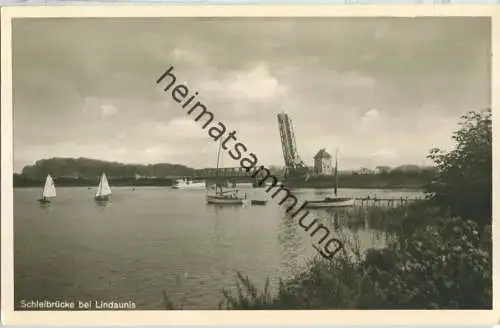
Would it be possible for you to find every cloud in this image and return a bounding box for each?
[82,98,118,118]
[333,71,376,89]
[370,149,396,160]
[374,25,388,40]
[360,108,381,131]
[157,118,206,139]
[171,47,206,66]
[199,63,287,102]
[144,146,162,155]
[100,104,118,117]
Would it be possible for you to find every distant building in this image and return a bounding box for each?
[375,166,392,174]
[358,167,375,175]
[313,149,333,175]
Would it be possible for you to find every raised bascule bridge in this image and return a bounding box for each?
[189,111,311,185]
[276,111,310,179]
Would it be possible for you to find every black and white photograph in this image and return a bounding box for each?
[1,5,498,325]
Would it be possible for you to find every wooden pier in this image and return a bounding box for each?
[354,196,422,208]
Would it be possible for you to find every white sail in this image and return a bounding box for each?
[42,175,56,198]
[96,173,112,197]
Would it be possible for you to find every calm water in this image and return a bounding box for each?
[14,186,422,310]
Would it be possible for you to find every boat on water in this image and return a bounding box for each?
[206,140,247,205]
[207,188,248,205]
[38,174,56,204]
[304,149,355,209]
[172,178,206,189]
[251,199,267,206]
[95,173,112,202]
[305,196,355,208]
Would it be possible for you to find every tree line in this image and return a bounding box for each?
[19,157,195,180]
[18,156,437,181]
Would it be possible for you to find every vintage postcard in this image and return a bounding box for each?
[1,4,499,325]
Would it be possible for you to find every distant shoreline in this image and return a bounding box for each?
[13,180,424,190]
[13,185,424,189]
[17,158,436,192]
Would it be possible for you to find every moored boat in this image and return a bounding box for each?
[206,139,247,205]
[304,197,355,208]
[304,149,355,209]
[206,192,248,205]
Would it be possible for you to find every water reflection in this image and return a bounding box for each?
[95,201,109,208]
[15,187,422,309]
[310,208,349,231]
[212,205,231,277]
[277,214,301,274]
[210,203,244,215]
[305,207,389,259]
[39,202,52,210]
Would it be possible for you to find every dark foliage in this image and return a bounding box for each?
[425,108,492,227]
[20,157,195,180]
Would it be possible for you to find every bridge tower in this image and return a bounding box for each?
[277,112,308,176]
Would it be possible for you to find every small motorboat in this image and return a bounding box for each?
[206,192,248,205]
[251,199,268,206]
[172,178,206,189]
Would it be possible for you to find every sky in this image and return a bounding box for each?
[12,17,491,172]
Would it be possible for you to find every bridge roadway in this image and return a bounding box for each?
[184,167,285,182]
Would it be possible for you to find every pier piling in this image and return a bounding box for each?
[354,196,421,208]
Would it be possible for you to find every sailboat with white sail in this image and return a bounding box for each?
[38,174,56,204]
[95,173,112,202]
[206,140,248,205]
[305,149,355,209]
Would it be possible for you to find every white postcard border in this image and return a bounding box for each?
[1,4,499,325]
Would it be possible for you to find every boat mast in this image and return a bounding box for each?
[96,174,102,196]
[215,138,223,193]
[334,149,339,196]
